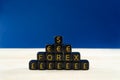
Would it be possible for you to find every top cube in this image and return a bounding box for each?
[55,36,62,44]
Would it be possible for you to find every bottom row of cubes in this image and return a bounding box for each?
[29,60,89,70]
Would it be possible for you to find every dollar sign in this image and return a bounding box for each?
[56,36,61,44]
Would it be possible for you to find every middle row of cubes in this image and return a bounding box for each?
[46,44,72,53]
[37,52,80,61]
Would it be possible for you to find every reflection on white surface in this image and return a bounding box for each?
[0,48,120,80]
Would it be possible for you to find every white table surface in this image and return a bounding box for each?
[0,48,120,80]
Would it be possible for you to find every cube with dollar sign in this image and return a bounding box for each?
[55,36,62,44]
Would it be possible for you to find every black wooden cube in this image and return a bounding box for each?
[71,52,80,61]
[64,53,71,61]
[80,60,89,70]
[37,52,46,61]
[29,60,38,70]
[64,61,72,70]
[38,61,46,70]
[46,44,54,53]
[72,61,80,70]
[46,61,55,70]
[54,44,63,53]
[63,44,72,53]
[55,53,64,61]
[55,61,63,70]
[46,53,55,61]
[55,36,62,44]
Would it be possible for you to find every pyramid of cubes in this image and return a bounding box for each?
[29,36,89,70]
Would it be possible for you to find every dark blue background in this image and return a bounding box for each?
[0,0,120,48]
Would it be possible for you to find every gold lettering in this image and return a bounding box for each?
[56,54,61,61]
[73,55,79,61]
[57,63,61,69]
[56,36,61,44]
[83,63,87,69]
[31,63,35,69]
[47,46,52,52]
[38,55,43,60]
[40,63,44,69]
[48,63,52,69]
[66,54,70,61]
[74,63,78,69]
[66,46,71,53]
[47,54,53,61]
[66,63,70,69]
[56,46,61,52]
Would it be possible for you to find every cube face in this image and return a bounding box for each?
[71,52,80,61]
[72,62,80,70]
[64,45,72,53]
[37,52,46,61]
[38,61,46,70]
[80,60,89,70]
[54,44,63,53]
[46,61,55,70]
[46,53,55,61]
[29,60,38,70]
[55,36,62,44]
[46,45,54,53]
[64,61,72,70]
[55,61,63,70]
[55,53,64,61]
[64,53,71,61]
